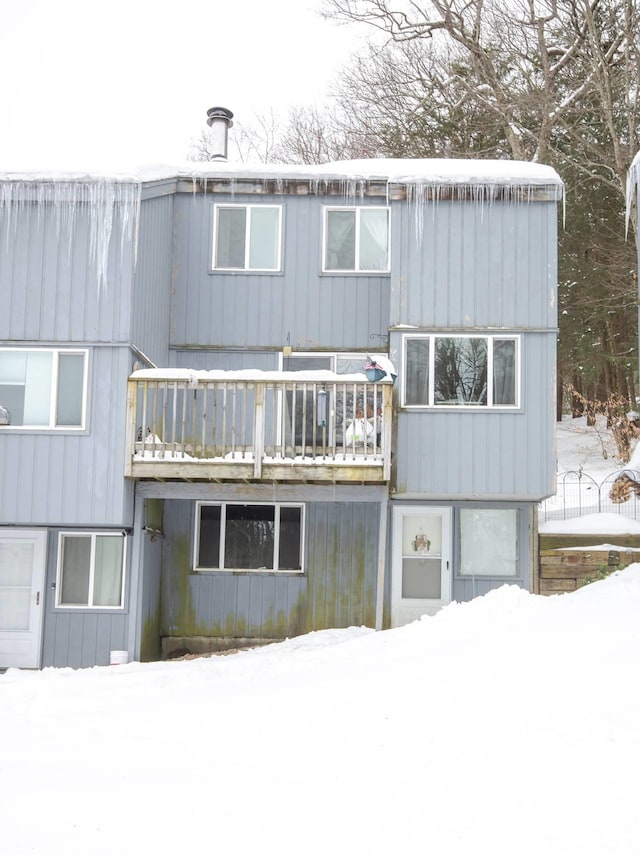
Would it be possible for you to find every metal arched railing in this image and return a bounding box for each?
[539,469,640,522]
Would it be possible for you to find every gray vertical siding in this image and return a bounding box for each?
[137,530,163,662]
[1,182,143,668]
[388,196,558,502]
[158,498,380,645]
[170,193,390,350]
[170,349,277,372]
[0,190,137,344]
[0,183,162,528]
[390,330,556,500]
[41,530,129,668]
[306,501,379,630]
[0,345,134,525]
[42,609,128,669]
[131,193,174,365]
[390,199,558,329]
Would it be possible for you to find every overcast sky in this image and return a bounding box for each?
[0,0,360,170]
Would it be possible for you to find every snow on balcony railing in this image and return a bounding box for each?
[125,369,393,481]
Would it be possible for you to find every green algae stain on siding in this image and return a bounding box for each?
[304,502,377,631]
[162,533,207,636]
[259,587,308,638]
[161,501,379,642]
[144,498,163,534]
[140,612,161,662]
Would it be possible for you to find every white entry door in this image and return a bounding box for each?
[0,530,47,669]
[391,506,452,627]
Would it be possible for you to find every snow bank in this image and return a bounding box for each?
[2,570,640,855]
[539,512,640,535]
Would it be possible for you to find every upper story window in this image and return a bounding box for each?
[0,348,88,429]
[195,502,304,573]
[403,334,520,408]
[212,204,282,271]
[323,207,390,273]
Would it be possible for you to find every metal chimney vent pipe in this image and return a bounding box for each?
[206,107,234,160]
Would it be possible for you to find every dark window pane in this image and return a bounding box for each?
[493,339,516,405]
[278,507,302,570]
[285,390,314,448]
[405,339,430,405]
[216,208,246,268]
[284,359,333,448]
[56,353,84,426]
[60,536,91,605]
[224,505,274,570]
[199,505,221,568]
[325,210,356,270]
[434,338,487,405]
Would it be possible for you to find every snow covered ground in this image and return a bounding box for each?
[541,414,640,534]
[2,418,640,854]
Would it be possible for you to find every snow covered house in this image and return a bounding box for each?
[0,120,563,667]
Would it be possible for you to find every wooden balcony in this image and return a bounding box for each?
[125,369,393,483]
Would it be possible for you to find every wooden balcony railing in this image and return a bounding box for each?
[125,370,393,482]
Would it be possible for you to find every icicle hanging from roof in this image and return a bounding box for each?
[400,177,564,245]
[0,178,141,293]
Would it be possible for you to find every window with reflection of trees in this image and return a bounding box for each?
[404,335,518,407]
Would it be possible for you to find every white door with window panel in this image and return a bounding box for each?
[391,507,451,626]
[0,530,46,668]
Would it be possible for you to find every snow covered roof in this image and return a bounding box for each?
[0,158,562,292]
[180,157,563,188]
[0,156,563,190]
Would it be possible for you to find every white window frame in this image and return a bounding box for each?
[55,531,126,610]
[212,204,283,272]
[194,501,305,574]
[402,334,521,409]
[458,507,519,578]
[322,206,390,273]
[0,347,88,430]
[278,352,387,373]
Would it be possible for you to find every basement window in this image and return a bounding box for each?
[195,502,304,573]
